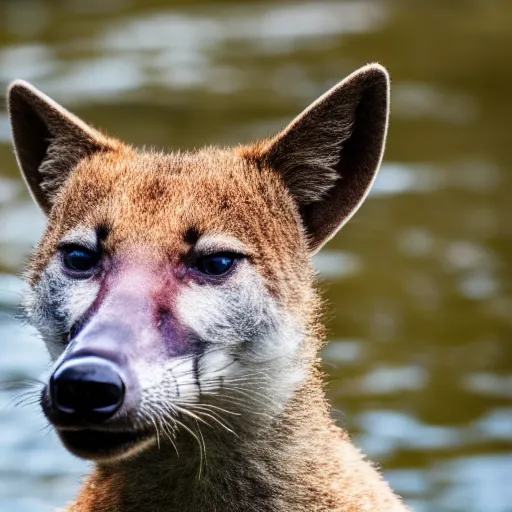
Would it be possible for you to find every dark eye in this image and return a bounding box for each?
[61,246,100,275]
[195,253,236,276]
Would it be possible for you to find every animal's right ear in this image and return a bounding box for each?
[7,80,120,215]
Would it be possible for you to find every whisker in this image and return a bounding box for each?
[194,410,236,436]
[0,378,44,393]
[197,392,274,420]
[203,386,278,410]
[151,417,161,451]
[183,402,241,417]
[37,422,53,436]
[4,385,42,410]
[160,418,179,458]
[195,420,207,478]
[177,402,239,434]
[170,413,205,479]
[221,384,280,406]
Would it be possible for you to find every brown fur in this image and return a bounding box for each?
[8,64,409,511]
[71,377,404,512]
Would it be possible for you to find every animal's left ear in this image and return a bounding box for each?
[244,63,390,253]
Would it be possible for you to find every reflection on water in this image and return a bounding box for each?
[0,1,511,511]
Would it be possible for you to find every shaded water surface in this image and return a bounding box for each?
[0,1,511,511]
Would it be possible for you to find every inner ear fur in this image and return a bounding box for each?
[244,63,390,253]
[7,80,120,214]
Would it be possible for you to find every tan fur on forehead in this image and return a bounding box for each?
[30,145,313,309]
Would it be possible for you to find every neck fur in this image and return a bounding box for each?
[69,370,407,512]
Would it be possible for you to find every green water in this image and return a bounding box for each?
[0,1,511,511]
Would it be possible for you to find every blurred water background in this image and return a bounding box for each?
[0,1,511,511]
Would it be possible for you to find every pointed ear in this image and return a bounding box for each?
[245,64,390,253]
[7,80,121,214]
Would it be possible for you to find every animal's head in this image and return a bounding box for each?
[7,64,389,463]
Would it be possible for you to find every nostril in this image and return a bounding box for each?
[53,378,123,413]
[50,357,125,421]
[53,380,79,414]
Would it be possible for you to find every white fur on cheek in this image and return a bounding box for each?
[23,259,100,360]
[173,263,307,411]
[177,264,304,356]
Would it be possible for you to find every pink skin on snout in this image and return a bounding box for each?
[67,257,198,367]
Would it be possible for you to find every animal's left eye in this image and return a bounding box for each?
[195,253,236,276]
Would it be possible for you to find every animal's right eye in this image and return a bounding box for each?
[60,245,100,276]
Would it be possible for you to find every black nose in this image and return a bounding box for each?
[50,357,125,422]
